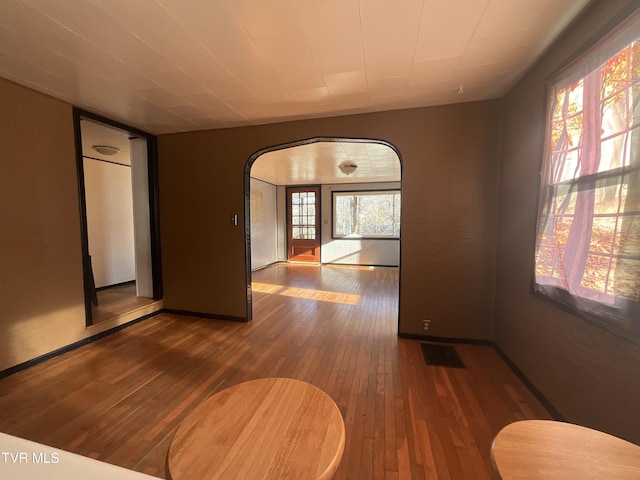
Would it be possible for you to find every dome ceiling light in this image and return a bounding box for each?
[338,161,358,176]
[92,145,120,156]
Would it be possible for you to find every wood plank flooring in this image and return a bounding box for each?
[92,282,162,325]
[0,264,551,479]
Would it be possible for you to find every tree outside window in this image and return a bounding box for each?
[333,191,401,239]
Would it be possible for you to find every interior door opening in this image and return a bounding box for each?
[287,186,321,263]
[244,137,403,321]
[74,109,163,327]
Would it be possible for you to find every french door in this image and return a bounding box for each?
[287,186,320,263]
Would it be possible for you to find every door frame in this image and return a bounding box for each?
[286,185,321,263]
[73,108,163,326]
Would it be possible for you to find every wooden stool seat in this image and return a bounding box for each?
[166,378,345,480]
[491,420,640,479]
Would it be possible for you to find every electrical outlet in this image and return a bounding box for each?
[422,319,431,331]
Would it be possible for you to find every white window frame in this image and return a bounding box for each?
[533,9,640,342]
[332,190,401,239]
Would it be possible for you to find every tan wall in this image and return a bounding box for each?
[495,0,640,443]
[0,78,86,370]
[158,100,501,338]
[0,78,143,371]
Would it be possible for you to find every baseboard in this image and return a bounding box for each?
[1,309,243,379]
[251,261,282,272]
[324,262,399,268]
[492,344,566,422]
[399,332,565,421]
[398,332,494,346]
[162,309,248,323]
[0,310,161,379]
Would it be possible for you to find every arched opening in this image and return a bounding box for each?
[244,137,402,321]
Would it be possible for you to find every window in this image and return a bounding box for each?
[291,190,317,240]
[534,10,640,340]
[333,190,401,239]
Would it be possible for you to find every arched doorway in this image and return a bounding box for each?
[244,137,402,320]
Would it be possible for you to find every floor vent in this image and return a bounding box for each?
[420,343,465,368]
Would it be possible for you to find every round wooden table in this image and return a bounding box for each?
[166,378,345,480]
[491,420,640,479]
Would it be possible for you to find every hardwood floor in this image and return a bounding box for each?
[91,282,163,326]
[0,264,551,479]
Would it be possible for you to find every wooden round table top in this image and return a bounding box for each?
[166,378,346,480]
[491,420,640,479]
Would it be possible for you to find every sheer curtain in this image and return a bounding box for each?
[534,9,640,340]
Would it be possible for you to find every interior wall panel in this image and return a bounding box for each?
[495,0,640,443]
[0,80,81,369]
[249,178,278,269]
[0,78,152,372]
[158,100,501,338]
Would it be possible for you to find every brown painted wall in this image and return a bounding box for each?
[0,78,87,370]
[158,100,501,339]
[495,0,640,443]
[0,78,154,372]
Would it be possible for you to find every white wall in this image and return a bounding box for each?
[130,138,153,298]
[276,185,287,261]
[250,178,279,269]
[321,182,400,266]
[84,158,136,287]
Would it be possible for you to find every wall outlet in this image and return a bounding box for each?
[422,319,431,331]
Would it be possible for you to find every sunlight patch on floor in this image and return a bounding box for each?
[252,282,360,305]
[251,282,285,294]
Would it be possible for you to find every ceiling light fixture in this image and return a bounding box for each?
[338,161,358,176]
[92,145,120,156]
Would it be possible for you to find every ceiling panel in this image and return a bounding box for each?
[228,0,301,39]
[360,0,424,53]
[251,140,401,186]
[475,0,554,36]
[0,0,591,134]
[414,0,489,62]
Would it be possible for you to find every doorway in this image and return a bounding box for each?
[73,109,163,327]
[287,186,321,263]
[244,137,402,321]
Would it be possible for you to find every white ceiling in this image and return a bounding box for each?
[252,140,401,185]
[0,0,591,136]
